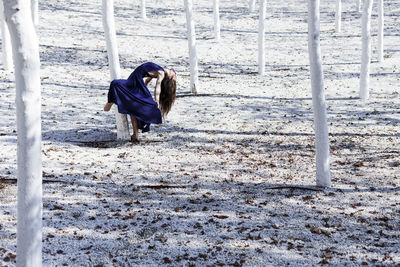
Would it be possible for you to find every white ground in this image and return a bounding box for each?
[0,0,399,266]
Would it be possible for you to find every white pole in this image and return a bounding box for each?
[31,0,38,26]
[258,0,266,75]
[102,0,130,140]
[0,2,13,71]
[249,0,256,13]
[184,0,199,94]
[213,0,221,41]
[356,0,362,13]
[308,0,331,188]
[377,0,384,62]
[360,0,373,101]
[102,0,120,80]
[141,0,147,20]
[2,0,42,265]
[335,0,342,33]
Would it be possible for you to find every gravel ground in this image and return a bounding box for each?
[0,0,399,266]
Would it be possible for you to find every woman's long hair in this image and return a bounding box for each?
[159,75,176,118]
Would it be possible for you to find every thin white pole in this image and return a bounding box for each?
[360,0,373,101]
[377,0,384,62]
[31,0,39,26]
[335,0,342,33]
[0,2,13,71]
[184,0,199,94]
[249,0,256,13]
[213,0,221,41]
[356,0,362,13]
[141,0,147,20]
[258,0,266,75]
[308,0,331,187]
[102,0,131,140]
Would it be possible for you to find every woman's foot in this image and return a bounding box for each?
[104,103,113,111]
[131,135,140,143]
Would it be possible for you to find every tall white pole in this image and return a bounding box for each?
[377,0,384,62]
[308,0,331,188]
[102,0,130,140]
[31,0,38,26]
[0,2,13,71]
[2,0,42,265]
[184,0,199,94]
[360,0,373,101]
[335,0,342,33]
[258,0,266,75]
[102,0,120,81]
[356,0,362,13]
[141,0,147,20]
[249,0,256,13]
[213,0,221,41]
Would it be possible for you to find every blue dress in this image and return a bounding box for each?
[107,62,164,132]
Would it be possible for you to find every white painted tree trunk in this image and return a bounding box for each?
[249,0,256,13]
[140,0,147,20]
[0,2,13,71]
[184,0,199,94]
[102,0,130,140]
[335,0,342,33]
[308,0,331,187]
[258,0,266,75]
[360,0,373,101]
[2,0,42,265]
[377,0,384,62]
[31,0,38,26]
[356,0,362,13]
[213,0,221,41]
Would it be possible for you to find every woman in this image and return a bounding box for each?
[104,62,176,142]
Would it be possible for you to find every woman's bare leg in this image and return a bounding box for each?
[130,116,139,142]
[104,102,113,111]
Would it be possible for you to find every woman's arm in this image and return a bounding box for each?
[153,71,165,107]
[144,77,152,86]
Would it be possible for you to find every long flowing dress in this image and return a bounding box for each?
[107,62,164,132]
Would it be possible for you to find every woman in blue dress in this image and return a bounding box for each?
[104,62,176,142]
